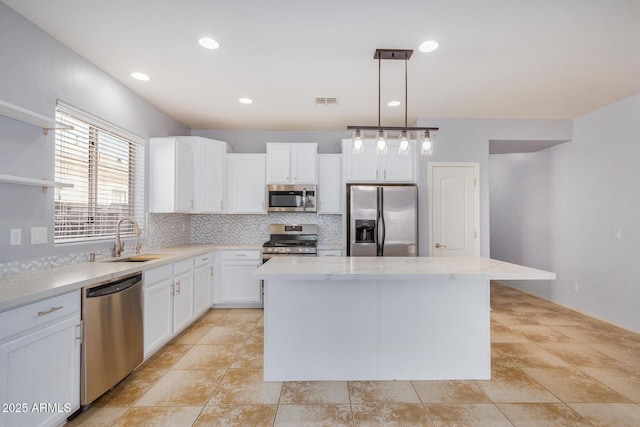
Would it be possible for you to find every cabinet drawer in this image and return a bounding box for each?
[220,250,261,260]
[194,253,213,268]
[144,264,173,287]
[174,258,194,275]
[0,290,80,342]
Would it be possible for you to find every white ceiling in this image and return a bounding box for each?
[4,0,640,131]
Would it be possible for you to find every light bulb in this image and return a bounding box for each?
[352,130,364,154]
[421,132,433,156]
[398,131,410,155]
[376,130,387,155]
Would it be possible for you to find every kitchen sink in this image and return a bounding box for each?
[103,254,170,263]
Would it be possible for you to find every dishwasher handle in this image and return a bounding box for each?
[85,273,142,298]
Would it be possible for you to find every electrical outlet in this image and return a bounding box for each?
[614,230,622,241]
[572,282,579,292]
[10,229,22,246]
[31,226,48,245]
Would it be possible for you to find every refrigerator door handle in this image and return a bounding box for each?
[377,187,386,256]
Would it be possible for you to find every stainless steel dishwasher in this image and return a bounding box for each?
[81,272,143,406]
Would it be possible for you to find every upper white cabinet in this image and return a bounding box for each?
[194,139,229,213]
[317,154,342,214]
[225,154,266,214]
[343,139,417,183]
[149,136,230,213]
[266,143,317,184]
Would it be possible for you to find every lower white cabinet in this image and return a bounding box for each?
[193,252,214,317]
[0,291,81,427]
[215,250,262,308]
[172,259,195,334]
[143,264,174,359]
[143,258,197,359]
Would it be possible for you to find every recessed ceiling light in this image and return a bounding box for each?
[198,37,220,50]
[239,98,253,104]
[131,72,150,81]
[387,101,401,107]
[419,40,439,53]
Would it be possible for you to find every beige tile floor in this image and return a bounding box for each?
[67,281,640,426]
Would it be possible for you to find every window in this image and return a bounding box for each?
[54,102,145,243]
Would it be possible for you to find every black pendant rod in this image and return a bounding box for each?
[378,55,381,129]
[404,54,408,129]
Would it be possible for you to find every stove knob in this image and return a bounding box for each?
[286,247,292,253]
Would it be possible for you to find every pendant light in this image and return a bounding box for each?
[352,130,364,154]
[348,49,438,156]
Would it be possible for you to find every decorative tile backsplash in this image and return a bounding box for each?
[190,213,342,246]
[0,212,342,277]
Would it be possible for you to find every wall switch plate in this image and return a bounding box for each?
[10,229,22,246]
[31,226,48,245]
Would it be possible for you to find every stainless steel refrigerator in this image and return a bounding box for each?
[347,184,418,256]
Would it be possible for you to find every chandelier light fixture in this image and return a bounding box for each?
[347,49,438,156]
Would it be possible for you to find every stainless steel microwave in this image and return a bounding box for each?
[267,184,316,212]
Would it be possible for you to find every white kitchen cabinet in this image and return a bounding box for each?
[266,143,317,184]
[317,154,342,214]
[193,138,229,213]
[194,252,214,317]
[143,264,174,358]
[215,250,262,308]
[343,139,417,183]
[173,258,195,334]
[143,258,200,359]
[0,291,80,427]
[225,154,266,213]
[149,136,230,213]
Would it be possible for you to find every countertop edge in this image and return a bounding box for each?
[0,244,262,313]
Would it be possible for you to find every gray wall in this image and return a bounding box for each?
[0,2,189,263]
[416,118,572,257]
[490,93,640,333]
[192,129,346,153]
[199,120,574,258]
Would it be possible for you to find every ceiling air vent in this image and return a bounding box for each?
[315,97,337,106]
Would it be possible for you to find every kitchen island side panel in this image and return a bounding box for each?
[264,279,379,381]
[263,278,491,381]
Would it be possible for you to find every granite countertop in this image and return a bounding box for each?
[0,244,262,312]
[254,256,556,281]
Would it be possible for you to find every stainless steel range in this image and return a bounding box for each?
[262,224,318,263]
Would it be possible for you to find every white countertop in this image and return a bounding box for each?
[0,244,261,312]
[254,256,556,281]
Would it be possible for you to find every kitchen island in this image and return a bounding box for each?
[254,256,555,381]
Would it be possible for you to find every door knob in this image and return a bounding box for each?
[435,243,447,248]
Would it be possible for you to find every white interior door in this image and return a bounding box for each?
[429,162,480,257]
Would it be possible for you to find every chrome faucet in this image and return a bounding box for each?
[114,217,142,257]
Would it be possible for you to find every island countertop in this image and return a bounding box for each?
[254,256,556,281]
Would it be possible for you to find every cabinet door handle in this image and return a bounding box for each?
[235,253,247,257]
[190,199,194,209]
[171,284,175,296]
[175,281,181,295]
[210,267,214,276]
[384,169,387,179]
[376,170,379,179]
[220,201,223,211]
[38,306,63,316]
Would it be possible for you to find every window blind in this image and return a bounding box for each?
[54,103,145,243]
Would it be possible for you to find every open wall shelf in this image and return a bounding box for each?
[0,100,73,134]
[0,174,73,192]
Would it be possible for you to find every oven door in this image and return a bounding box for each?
[267,185,316,212]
